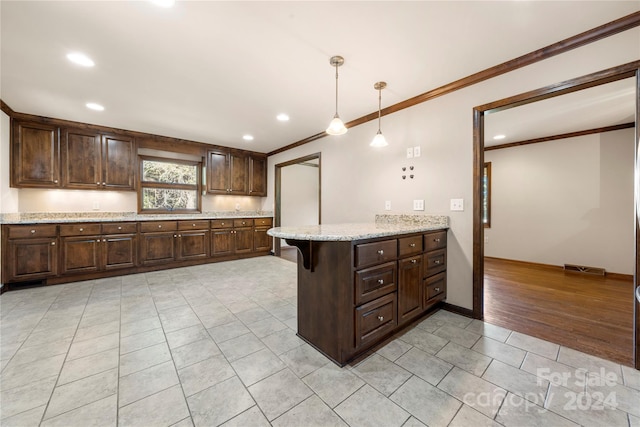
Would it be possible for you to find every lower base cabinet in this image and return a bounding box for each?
[2,217,272,287]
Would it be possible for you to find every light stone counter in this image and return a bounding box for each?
[268,214,448,241]
[0,211,273,224]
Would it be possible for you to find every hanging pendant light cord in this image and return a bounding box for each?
[334,65,339,116]
[377,88,382,131]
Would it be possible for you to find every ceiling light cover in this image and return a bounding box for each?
[326,56,347,136]
[67,52,94,67]
[277,113,290,122]
[86,102,104,111]
[493,134,506,140]
[370,81,388,147]
[243,135,254,141]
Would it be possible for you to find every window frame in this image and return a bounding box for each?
[137,155,202,214]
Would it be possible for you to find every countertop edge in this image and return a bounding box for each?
[268,223,449,242]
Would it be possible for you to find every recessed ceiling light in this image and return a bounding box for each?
[242,135,254,141]
[148,0,175,7]
[276,113,290,122]
[493,134,506,140]
[67,52,94,67]
[86,102,105,111]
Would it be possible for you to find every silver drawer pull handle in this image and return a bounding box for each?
[377,316,384,322]
[409,243,416,247]
[435,260,441,265]
[377,250,384,255]
[378,279,384,285]
[30,230,36,234]
[435,287,440,292]
[411,259,417,264]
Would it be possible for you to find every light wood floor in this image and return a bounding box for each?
[484,257,635,366]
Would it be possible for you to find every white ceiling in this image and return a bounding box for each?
[1,1,638,154]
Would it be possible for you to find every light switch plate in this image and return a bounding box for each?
[413,199,425,211]
[450,198,464,211]
[385,200,392,210]
[413,146,421,157]
[406,148,414,159]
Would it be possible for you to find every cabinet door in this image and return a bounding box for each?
[248,155,266,196]
[234,227,254,254]
[61,128,102,189]
[177,230,210,260]
[103,234,137,270]
[253,227,272,252]
[398,256,423,323]
[229,153,248,194]
[7,238,58,281]
[102,134,136,190]
[140,232,176,265]
[11,121,60,188]
[207,150,230,194]
[211,229,234,256]
[61,236,101,274]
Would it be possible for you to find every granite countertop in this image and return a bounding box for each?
[0,211,273,225]
[268,214,448,241]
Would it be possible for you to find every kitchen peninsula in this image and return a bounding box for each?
[268,214,449,366]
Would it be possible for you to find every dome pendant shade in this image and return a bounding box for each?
[326,55,348,136]
[370,81,389,147]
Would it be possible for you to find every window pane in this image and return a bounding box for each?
[142,160,197,185]
[142,188,198,210]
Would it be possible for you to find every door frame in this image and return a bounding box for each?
[472,61,640,368]
[273,153,321,256]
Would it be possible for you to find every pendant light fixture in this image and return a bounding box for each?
[370,81,388,147]
[326,55,348,135]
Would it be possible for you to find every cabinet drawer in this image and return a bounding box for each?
[398,235,423,257]
[424,230,447,252]
[102,222,137,234]
[8,224,58,239]
[424,272,446,303]
[140,221,177,232]
[234,219,253,228]
[254,218,272,227]
[355,293,397,348]
[355,239,397,269]
[424,249,447,277]
[59,223,101,236]
[211,219,233,229]
[178,220,210,230]
[355,261,397,305]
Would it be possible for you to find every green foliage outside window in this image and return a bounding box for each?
[139,156,201,213]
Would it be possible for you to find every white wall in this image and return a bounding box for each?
[281,163,319,227]
[1,111,18,213]
[263,28,640,310]
[485,129,634,275]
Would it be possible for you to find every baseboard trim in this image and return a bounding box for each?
[441,302,476,319]
[484,256,633,281]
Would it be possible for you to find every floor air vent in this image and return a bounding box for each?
[563,264,606,276]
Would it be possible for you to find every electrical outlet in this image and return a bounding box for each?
[385,201,392,211]
[413,146,421,157]
[450,198,464,211]
[92,201,100,210]
[413,199,424,211]
[406,148,413,159]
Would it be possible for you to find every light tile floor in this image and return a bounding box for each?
[1,256,639,427]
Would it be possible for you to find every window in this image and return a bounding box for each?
[139,156,202,213]
[483,162,491,228]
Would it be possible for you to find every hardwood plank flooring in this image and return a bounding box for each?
[483,257,634,366]
[280,246,298,263]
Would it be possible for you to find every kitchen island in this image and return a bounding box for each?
[268,214,449,366]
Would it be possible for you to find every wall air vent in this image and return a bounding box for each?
[563,264,606,276]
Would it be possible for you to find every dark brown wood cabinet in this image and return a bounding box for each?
[4,225,58,282]
[398,255,423,323]
[211,219,255,256]
[139,221,178,266]
[207,150,248,195]
[177,221,210,261]
[248,155,267,196]
[253,218,273,252]
[11,121,60,188]
[61,129,136,191]
[423,230,448,308]
[234,219,253,254]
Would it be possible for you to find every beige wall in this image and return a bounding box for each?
[263,28,640,310]
[281,163,319,227]
[485,129,635,275]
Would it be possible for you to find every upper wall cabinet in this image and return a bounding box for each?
[61,128,136,191]
[248,154,267,197]
[11,120,61,188]
[206,149,248,195]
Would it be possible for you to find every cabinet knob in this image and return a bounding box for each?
[435,260,441,265]
[377,250,384,255]
[103,239,107,242]
[377,279,384,285]
[30,229,36,234]
[377,315,384,322]
[102,182,106,186]
[97,182,100,185]
[435,287,440,292]
[409,243,416,247]
[411,259,417,264]
[158,225,162,228]
[54,180,58,184]
[79,228,84,232]
[192,223,196,227]
[434,238,441,242]
[51,241,56,246]
[174,234,177,238]
[242,222,246,225]
[118,226,122,230]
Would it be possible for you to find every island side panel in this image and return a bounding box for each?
[296,240,354,365]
